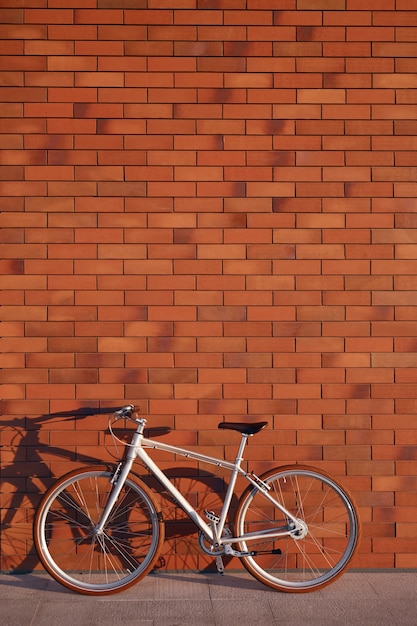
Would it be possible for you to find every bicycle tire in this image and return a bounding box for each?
[234,465,360,593]
[33,466,164,595]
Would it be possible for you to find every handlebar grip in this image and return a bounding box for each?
[114,404,135,419]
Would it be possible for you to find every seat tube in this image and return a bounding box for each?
[218,435,249,533]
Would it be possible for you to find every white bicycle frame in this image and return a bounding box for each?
[96,416,303,553]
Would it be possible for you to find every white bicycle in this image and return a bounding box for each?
[34,405,360,595]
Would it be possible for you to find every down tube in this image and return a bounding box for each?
[136,446,214,540]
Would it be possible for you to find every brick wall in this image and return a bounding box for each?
[2,0,417,572]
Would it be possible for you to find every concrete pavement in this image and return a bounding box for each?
[0,570,416,626]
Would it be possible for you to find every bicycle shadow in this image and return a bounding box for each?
[0,407,237,575]
[1,407,115,573]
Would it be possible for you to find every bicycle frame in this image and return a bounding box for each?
[96,417,303,551]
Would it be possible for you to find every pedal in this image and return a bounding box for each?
[215,555,225,575]
[204,509,220,523]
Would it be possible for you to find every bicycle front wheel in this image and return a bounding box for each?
[234,465,360,593]
[34,466,164,595]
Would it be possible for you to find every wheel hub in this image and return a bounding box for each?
[290,519,308,540]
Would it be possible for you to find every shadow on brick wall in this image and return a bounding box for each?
[0,408,236,573]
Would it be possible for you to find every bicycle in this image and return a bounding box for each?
[33,405,360,596]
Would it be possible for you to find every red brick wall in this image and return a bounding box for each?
[2,0,417,572]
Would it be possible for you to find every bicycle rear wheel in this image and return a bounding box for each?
[34,466,164,595]
[234,465,360,592]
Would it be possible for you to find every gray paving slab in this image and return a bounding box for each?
[0,570,416,626]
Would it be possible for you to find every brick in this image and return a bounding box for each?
[347,26,394,42]
[296,337,345,354]
[373,42,417,57]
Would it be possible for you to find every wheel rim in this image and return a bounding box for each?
[236,468,359,590]
[36,470,161,593]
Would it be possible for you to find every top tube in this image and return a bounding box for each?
[140,436,239,473]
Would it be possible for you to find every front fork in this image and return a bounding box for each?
[94,423,145,535]
[94,457,136,535]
